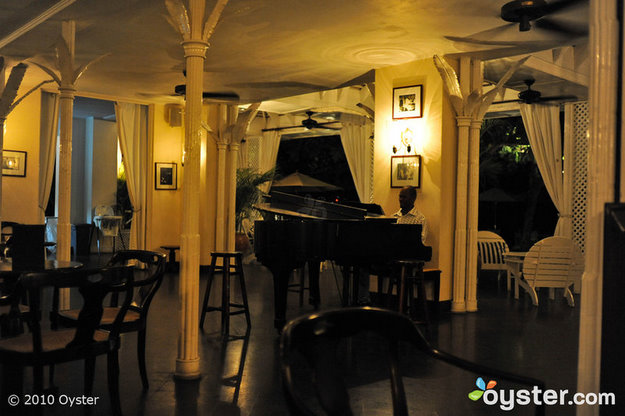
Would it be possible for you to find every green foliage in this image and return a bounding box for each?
[235,167,274,232]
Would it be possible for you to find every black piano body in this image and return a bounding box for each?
[254,192,432,331]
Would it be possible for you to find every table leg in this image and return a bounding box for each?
[398,265,407,314]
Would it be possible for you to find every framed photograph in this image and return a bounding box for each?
[393,85,423,119]
[2,150,27,177]
[391,155,421,188]
[155,162,177,190]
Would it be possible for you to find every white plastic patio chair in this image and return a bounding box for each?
[477,230,510,287]
[519,236,584,307]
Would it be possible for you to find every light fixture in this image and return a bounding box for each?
[401,127,413,153]
[393,127,415,154]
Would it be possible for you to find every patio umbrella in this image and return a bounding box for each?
[271,171,342,193]
[479,187,517,230]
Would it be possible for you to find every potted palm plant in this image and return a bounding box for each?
[235,167,274,251]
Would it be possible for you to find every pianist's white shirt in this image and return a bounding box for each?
[393,207,427,243]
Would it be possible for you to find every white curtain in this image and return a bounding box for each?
[340,121,373,202]
[259,128,281,193]
[520,103,571,237]
[115,102,148,249]
[38,91,59,222]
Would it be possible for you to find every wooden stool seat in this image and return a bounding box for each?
[200,251,251,334]
[160,245,180,272]
[385,260,430,330]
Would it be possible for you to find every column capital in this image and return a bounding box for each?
[456,116,472,127]
[229,143,241,151]
[181,40,209,58]
[59,86,76,99]
[470,119,483,129]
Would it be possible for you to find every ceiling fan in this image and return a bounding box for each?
[262,111,342,132]
[493,79,577,104]
[174,84,240,103]
[446,0,587,49]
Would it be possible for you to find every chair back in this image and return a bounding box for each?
[522,236,584,288]
[477,230,509,271]
[107,250,166,316]
[281,307,545,416]
[23,266,134,352]
[9,224,46,270]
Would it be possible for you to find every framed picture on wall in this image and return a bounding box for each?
[392,85,423,119]
[2,150,27,177]
[391,155,421,188]
[155,162,177,190]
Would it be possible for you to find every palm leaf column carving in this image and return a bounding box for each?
[165,0,229,379]
[433,55,526,312]
[202,102,260,252]
[0,60,54,230]
[29,21,107,309]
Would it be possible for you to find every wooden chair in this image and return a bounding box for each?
[519,236,584,306]
[477,230,510,288]
[0,266,134,416]
[54,250,166,389]
[6,223,46,270]
[280,307,545,416]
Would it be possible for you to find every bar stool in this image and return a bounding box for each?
[387,260,429,329]
[200,251,251,334]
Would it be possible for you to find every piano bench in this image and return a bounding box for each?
[381,264,441,332]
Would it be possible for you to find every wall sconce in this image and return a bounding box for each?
[392,127,414,154]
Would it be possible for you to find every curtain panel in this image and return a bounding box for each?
[520,103,571,237]
[38,91,60,222]
[115,102,148,249]
[258,117,282,193]
[340,122,373,202]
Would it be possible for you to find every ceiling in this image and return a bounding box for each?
[0,0,589,108]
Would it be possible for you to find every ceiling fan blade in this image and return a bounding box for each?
[457,23,517,42]
[261,125,302,132]
[316,121,342,127]
[316,125,342,130]
[491,99,522,104]
[542,0,587,14]
[540,95,578,102]
[534,17,587,37]
[201,92,240,102]
[445,35,553,48]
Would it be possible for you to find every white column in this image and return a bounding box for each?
[465,120,481,312]
[577,0,618,411]
[56,87,75,267]
[226,143,239,251]
[175,0,208,379]
[452,116,471,312]
[215,142,227,251]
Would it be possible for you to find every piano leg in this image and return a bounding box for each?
[307,260,321,309]
[341,265,351,307]
[271,265,291,332]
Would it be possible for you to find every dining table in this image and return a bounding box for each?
[0,258,84,337]
[502,251,527,299]
[0,258,83,277]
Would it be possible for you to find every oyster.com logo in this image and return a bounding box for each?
[468,377,497,401]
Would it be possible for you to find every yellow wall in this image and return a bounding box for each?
[148,104,184,252]
[2,89,42,224]
[375,58,457,301]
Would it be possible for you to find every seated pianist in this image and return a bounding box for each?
[357,186,428,305]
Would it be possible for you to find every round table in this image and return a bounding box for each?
[0,259,83,276]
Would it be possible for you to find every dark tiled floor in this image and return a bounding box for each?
[2,257,579,415]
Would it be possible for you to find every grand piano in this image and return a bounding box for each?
[254,192,432,331]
